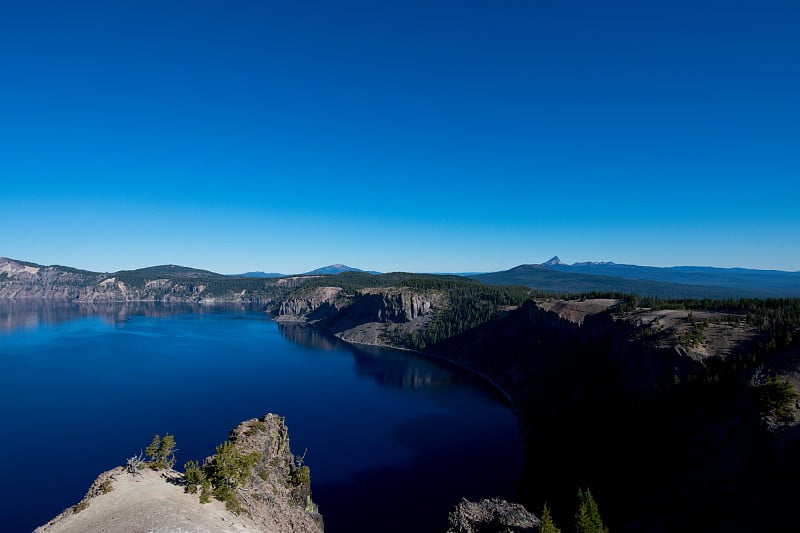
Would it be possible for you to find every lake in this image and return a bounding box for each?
[0,301,522,532]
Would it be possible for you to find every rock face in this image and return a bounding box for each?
[276,286,346,321]
[36,414,323,533]
[274,286,443,346]
[446,498,541,533]
[0,258,104,299]
[225,414,323,531]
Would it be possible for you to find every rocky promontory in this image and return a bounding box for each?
[36,414,323,533]
[274,285,442,346]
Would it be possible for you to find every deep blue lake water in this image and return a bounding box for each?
[0,301,522,532]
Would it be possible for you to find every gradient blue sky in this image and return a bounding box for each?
[2,0,798,274]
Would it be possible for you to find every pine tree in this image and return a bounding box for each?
[145,433,177,470]
[540,502,561,533]
[575,488,609,533]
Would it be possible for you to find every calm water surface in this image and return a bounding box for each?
[0,301,521,532]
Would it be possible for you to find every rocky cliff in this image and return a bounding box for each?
[273,285,443,345]
[0,258,104,299]
[36,414,323,533]
[273,289,800,531]
[0,257,283,302]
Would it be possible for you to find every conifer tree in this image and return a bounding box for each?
[575,488,609,533]
[145,433,177,470]
[540,502,561,533]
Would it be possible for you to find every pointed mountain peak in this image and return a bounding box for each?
[542,256,564,266]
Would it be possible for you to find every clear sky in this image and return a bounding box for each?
[1,0,798,274]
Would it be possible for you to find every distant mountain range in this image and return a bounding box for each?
[228,265,377,277]
[2,256,798,300]
[471,256,800,298]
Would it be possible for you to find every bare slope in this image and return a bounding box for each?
[36,468,264,533]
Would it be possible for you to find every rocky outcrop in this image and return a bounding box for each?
[276,287,347,322]
[225,415,323,531]
[446,498,540,533]
[36,414,323,533]
[273,286,443,346]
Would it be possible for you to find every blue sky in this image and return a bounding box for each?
[2,0,798,274]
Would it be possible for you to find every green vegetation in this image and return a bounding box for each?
[575,488,609,533]
[294,271,487,295]
[540,503,561,533]
[184,440,261,513]
[183,460,212,503]
[537,490,608,533]
[279,272,800,361]
[391,284,531,350]
[113,265,224,282]
[246,420,267,436]
[145,434,176,470]
[617,296,800,358]
[751,374,799,420]
[289,465,311,488]
[681,320,708,347]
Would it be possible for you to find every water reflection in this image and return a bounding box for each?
[0,300,262,334]
[278,323,453,391]
[277,322,341,352]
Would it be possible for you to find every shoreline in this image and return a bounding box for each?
[274,319,520,417]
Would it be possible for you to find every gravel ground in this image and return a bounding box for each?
[35,468,268,533]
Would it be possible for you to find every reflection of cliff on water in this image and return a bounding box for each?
[0,300,261,334]
[277,323,453,391]
[277,323,342,352]
[352,345,455,390]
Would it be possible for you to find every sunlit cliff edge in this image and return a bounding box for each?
[36,414,323,533]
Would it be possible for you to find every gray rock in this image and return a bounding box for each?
[447,497,541,533]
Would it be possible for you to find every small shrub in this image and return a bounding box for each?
[246,420,267,435]
[290,465,311,488]
[199,479,212,504]
[184,460,206,495]
[74,501,89,513]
